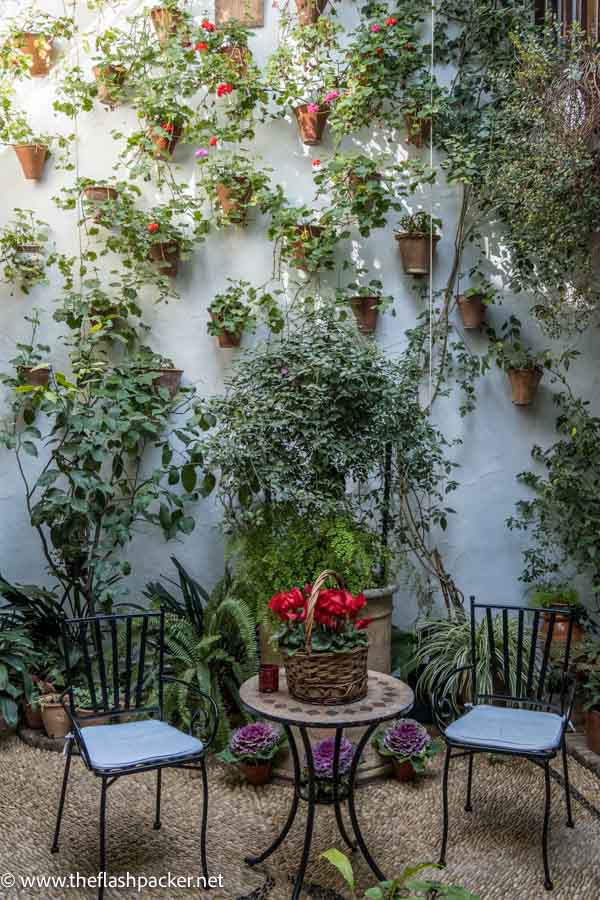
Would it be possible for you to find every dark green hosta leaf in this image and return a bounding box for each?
[181,464,197,493]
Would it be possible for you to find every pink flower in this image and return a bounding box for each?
[307,102,319,113]
[323,90,339,103]
[371,23,381,32]
[195,148,209,158]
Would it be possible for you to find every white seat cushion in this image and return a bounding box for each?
[445,704,564,754]
[80,718,203,771]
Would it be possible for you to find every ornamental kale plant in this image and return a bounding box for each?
[219,721,285,764]
[312,735,354,779]
[373,719,440,774]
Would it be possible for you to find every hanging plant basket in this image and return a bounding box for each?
[148,240,180,277]
[83,186,119,222]
[150,6,185,46]
[295,0,328,25]
[404,113,431,148]
[92,64,126,106]
[395,232,439,276]
[350,296,379,335]
[507,367,543,406]
[457,293,485,329]
[15,33,53,77]
[293,104,329,145]
[218,44,251,77]
[209,313,242,348]
[13,144,48,180]
[148,123,183,160]
[289,224,323,270]
[152,368,183,398]
[20,365,51,387]
[215,178,252,222]
[282,571,369,706]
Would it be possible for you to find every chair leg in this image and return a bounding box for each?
[465,752,474,813]
[439,746,451,866]
[561,740,574,828]
[99,777,108,900]
[154,769,162,830]
[542,761,553,891]
[199,757,209,880]
[51,738,73,853]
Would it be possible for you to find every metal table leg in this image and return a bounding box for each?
[346,721,387,882]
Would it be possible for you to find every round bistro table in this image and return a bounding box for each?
[239,671,414,900]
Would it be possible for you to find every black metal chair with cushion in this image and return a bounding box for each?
[433,597,576,892]
[51,610,218,899]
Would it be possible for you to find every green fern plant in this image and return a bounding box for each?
[144,558,258,750]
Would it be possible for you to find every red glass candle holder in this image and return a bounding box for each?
[259,664,279,693]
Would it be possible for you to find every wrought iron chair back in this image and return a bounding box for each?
[469,596,576,717]
[62,610,164,723]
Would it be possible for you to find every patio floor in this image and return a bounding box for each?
[1,735,599,899]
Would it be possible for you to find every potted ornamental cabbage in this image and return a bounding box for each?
[372,718,440,781]
[219,721,286,785]
[310,735,355,799]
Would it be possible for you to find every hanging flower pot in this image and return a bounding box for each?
[293,104,330,145]
[13,144,48,180]
[153,368,183,398]
[215,178,252,222]
[14,33,53,77]
[149,122,183,160]
[92,64,126,106]
[404,113,431,148]
[218,44,251,77]
[295,0,328,25]
[457,293,485,329]
[150,6,183,45]
[148,240,180,277]
[83,186,119,223]
[350,296,379,334]
[507,367,543,406]
[395,232,439,276]
[20,365,51,387]
[391,759,416,782]
[290,224,324,270]
[239,761,272,785]
[209,312,242,348]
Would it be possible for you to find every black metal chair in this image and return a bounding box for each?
[433,597,576,892]
[51,610,218,899]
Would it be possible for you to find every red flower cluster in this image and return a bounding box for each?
[161,122,174,133]
[201,19,215,31]
[147,222,160,234]
[386,16,397,25]
[195,41,208,51]
[269,585,368,630]
[217,82,234,97]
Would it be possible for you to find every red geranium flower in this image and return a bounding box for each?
[217,82,234,97]
[269,588,306,622]
[201,19,215,31]
[209,136,218,146]
[312,159,321,167]
[195,41,209,51]
[147,222,160,234]
[161,122,174,133]
[375,47,384,55]
[385,16,397,26]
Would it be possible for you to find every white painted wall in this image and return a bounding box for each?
[0,1,594,623]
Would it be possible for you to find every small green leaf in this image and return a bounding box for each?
[320,850,354,890]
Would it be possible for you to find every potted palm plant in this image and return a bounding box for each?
[372,718,441,781]
[219,721,286,784]
[394,211,441,275]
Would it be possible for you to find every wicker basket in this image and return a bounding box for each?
[282,570,368,705]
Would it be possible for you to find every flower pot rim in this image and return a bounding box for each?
[394,231,440,242]
[12,142,48,150]
[507,365,544,375]
[362,583,397,600]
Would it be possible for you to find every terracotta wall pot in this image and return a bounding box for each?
[41,703,71,739]
[92,64,125,106]
[150,7,183,45]
[148,240,180,277]
[295,0,328,25]
[457,294,485,329]
[209,313,242,348]
[83,186,119,223]
[16,33,53,77]
[350,296,379,335]
[153,368,183,398]
[218,44,251,77]
[149,124,183,160]
[404,113,431,148]
[13,144,48,180]
[23,702,43,730]
[215,178,252,221]
[392,758,415,782]
[586,708,600,754]
[293,104,330,145]
[290,224,323,269]
[239,761,272,785]
[20,366,51,387]
[395,233,439,276]
[541,608,584,643]
[507,367,543,406]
